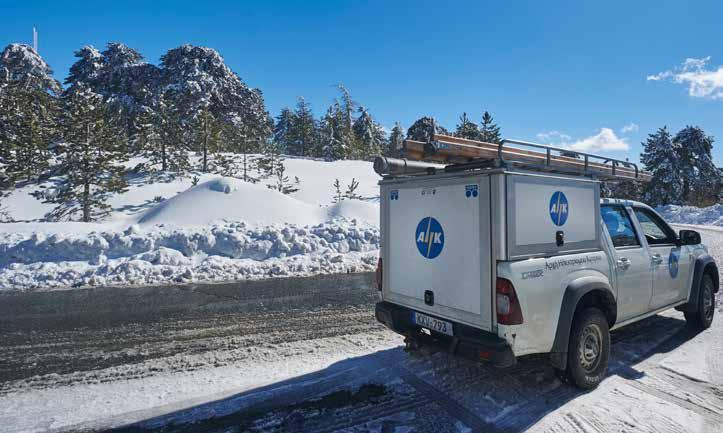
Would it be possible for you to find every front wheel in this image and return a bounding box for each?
[684,274,716,330]
[559,308,610,389]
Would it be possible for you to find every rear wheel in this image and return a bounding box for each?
[560,307,610,389]
[684,274,716,330]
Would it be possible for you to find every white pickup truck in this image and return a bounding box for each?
[373,148,718,389]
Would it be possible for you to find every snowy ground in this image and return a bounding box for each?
[1,225,721,433]
[0,156,382,291]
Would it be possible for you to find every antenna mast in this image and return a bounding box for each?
[33,26,38,52]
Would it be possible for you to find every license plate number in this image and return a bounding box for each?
[413,312,453,336]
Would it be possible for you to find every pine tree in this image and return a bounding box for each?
[640,126,683,206]
[42,87,128,222]
[331,178,344,203]
[454,113,480,140]
[273,107,295,154]
[479,111,501,144]
[344,177,362,200]
[257,140,284,179]
[289,97,317,157]
[319,103,346,161]
[193,107,223,173]
[268,164,300,195]
[673,126,721,206]
[384,122,405,157]
[352,107,385,159]
[0,82,59,182]
[218,121,262,182]
[406,117,449,142]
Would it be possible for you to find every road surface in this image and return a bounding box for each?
[1,226,722,433]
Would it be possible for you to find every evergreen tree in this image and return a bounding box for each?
[454,113,480,140]
[640,127,684,206]
[319,102,347,161]
[673,126,721,206]
[257,140,284,179]
[479,111,501,144]
[267,164,300,195]
[406,117,449,142]
[289,97,316,157]
[352,107,385,159]
[273,107,295,153]
[385,122,405,157]
[218,121,262,182]
[42,87,128,222]
[0,82,59,182]
[193,107,223,172]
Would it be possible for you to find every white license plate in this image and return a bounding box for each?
[413,312,454,336]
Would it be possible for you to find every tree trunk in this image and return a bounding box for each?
[203,115,208,173]
[161,141,167,171]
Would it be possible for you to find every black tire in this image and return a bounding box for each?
[563,307,610,389]
[684,274,716,330]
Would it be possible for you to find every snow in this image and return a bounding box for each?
[0,156,381,291]
[657,204,723,227]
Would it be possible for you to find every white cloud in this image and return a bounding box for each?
[621,122,639,133]
[536,130,571,143]
[647,56,723,100]
[568,128,629,152]
[536,128,629,153]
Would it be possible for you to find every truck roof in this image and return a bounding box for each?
[600,198,655,211]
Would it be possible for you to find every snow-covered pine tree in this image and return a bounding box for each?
[406,117,449,142]
[384,122,405,157]
[602,180,642,200]
[640,126,684,206]
[454,112,480,140]
[273,107,295,154]
[290,97,317,157]
[0,44,61,183]
[673,126,721,206]
[319,102,347,161]
[479,111,501,144]
[352,107,385,159]
[160,45,271,149]
[43,86,128,222]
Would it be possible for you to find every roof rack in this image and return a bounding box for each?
[400,134,651,182]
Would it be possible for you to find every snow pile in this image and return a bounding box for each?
[656,204,723,227]
[0,219,379,290]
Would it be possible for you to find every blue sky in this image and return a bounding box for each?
[2,0,722,164]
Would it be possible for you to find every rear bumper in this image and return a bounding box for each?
[375,301,516,367]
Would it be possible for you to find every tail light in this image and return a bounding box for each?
[375,258,383,291]
[496,277,523,325]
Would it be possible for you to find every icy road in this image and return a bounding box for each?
[1,226,722,433]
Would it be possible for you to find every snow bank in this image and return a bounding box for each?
[0,219,380,290]
[657,204,723,227]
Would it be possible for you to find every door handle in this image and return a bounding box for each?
[616,257,631,270]
[651,254,663,265]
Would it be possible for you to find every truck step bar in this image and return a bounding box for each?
[398,134,651,182]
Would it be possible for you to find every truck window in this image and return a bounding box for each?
[601,205,640,248]
[633,208,676,246]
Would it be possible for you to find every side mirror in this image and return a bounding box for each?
[679,229,701,245]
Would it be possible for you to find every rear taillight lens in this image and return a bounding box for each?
[496,278,523,325]
[375,258,383,291]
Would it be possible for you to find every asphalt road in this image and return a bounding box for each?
[0,272,380,393]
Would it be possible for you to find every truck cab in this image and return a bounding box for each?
[374,136,718,389]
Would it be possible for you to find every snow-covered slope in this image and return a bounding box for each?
[657,204,723,227]
[0,156,382,290]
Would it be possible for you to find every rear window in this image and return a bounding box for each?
[601,206,640,248]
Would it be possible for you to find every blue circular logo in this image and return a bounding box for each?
[415,217,444,259]
[669,249,680,278]
[549,191,569,226]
